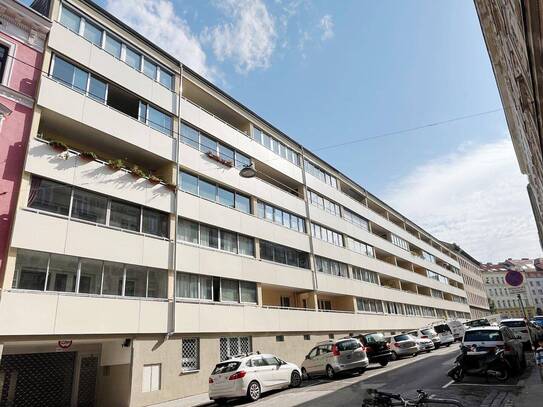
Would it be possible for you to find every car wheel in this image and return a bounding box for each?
[446,343,451,347]
[495,368,509,382]
[301,367,310,380]
[247,381,261,402]
[379,360,389,367]
[326,365,335,379]
[358,367,367,375]
[413,352,418,357]
[214,399,227,406]
[390,352,398,361]
[290,371,302,388]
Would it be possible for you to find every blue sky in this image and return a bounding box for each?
[72,1,542,261]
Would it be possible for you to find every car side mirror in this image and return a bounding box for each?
[305,355,310,360]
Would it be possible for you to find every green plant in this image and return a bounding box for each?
[49,140,68,151]
[80,151,98,161]
[107,159,125,171]
[131,165,147,178]
[148,174,162,184]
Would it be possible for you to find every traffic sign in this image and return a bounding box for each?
[505,270,524,287]
[507,287,526,295]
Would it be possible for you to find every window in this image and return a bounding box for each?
[352,267,378,284]
[422,251,436,264]
[147,269,168,298]
[218,187,235,208]
[304,160,337,188]
[82,20,102,46]
[384,301,403,315]
[343,208,369,230]
[280,296,291,307]
[312,223,343,246]
[356,297,383,313]
[71,189,107,224]
[391,234,409,251]
[346,237,374,257]
[88,75,107,102]
[314,256,348,277]
[240,281,257,303]
[177,273,199,299]
[142,209,169,238]
[276,335,285,342]
[253,127,300,166]
[181,338,200,371]
[259,240,310,268]
[427,270,448,285]
[59,6,81,33]
[125,47,141,70]
[0,44,8,82]
[13,249,48,290]
[235,194,251,214]
[219,337,252,361]
[220,230,238,253]
[142,364,161,392]
[110,200,140,232]
[421,306,435,317]
[159,68,173,89]
[304,334,311,341]
[238,235,254,256]
[143,58,157,80]
[180,171,199,195]
[146,105,172,135]
[52,56,88,92]
[257,201,304,232]
[308,190,341,217]
[178,219,199,244]
[78,259,102,294]
[104,34,121,58]
[221,278,240,302]
[46,254,78,292]
[199,179,217,202]
[28,178,71,215]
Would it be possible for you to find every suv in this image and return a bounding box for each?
[208,353,302,403]
[301,337,369,379]
[462,326,525,372]
[407,328,441,349]
[432,323,455,346]
[500,318,537,350]
[357,333,393,366]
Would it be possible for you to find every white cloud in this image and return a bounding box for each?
[202,0,277,74]
[319,14,334,41]
[383,138,542,263]
[105,0,215,80]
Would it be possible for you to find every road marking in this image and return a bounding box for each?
[442,380,454,389]
[448,383,519,387]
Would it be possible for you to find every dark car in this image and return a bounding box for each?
[357,333,392,366]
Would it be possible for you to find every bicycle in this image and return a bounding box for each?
[362,388,465,407]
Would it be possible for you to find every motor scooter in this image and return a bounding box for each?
[447,346,510,382]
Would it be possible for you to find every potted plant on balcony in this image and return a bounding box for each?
[49,140,68,152]
[107,158,125,171]
[148,174,162,184]
[205,151,234,168]
[79,151,98,161]
[130,165,147,179]
[165,182,177,192]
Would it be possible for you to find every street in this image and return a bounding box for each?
[210,345,529,407]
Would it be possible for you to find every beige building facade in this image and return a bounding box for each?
[0,1,472,406]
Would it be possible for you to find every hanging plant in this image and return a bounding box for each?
[107,159,125,171]
[49,140,68,152]
[165,182,177,192]
[148,174,162,184]
[130,165,147,178]
[206,151,234,167]
[79,151,98,161]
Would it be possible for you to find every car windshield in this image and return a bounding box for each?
[421,329,435,336]
[337,339,361,351]
[434,324,451,333]
[532,319,543,327]
[464,319,490,327]
[365,333,385,343]
[394,334,411,341]
[501,320,526,328]
[212,361,241,375]
[464,330,503,342]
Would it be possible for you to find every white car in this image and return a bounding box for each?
[444,319,465,341]
[500,318,536,349]
[411,335,435,353]
[432,323,455,346]
[208,353,302,403]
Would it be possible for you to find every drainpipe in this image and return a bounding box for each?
[167,64,183,338]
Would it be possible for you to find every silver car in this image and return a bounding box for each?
[386,334,419,360]
[301,337,369,379]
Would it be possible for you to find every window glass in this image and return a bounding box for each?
[138,101,147,122]
[102,262,124,295]
[148,106,172,135]
[46,254,78,292]
[200,224,219,249]
[52,57,75,86]
[104,34,122,58]
[218,187,235,208]
[177,273,199,299]
[181,123,200,149]
[178,219,199,244]
[78,259,102,294]
[71,189,107,224]
[73,66,88,92]
[200,275,213,300]
[13,249,48,290]
[238,235,254,256]
[235,194,250,214]
[142,209,169,238]
[220,230,238,253]
[235,151,251,169]
[110,200,140,232]
[260,241,273,261]
[274,245,286,264]
[274,208,283,224]
[240,281,257,303]
[28,177,71,216]
[200,135,217,155]
[60,7,81,32]
[125,47,141,70]
[143,58,157,79]
[83,21,102,46]
[265,205,273,221]
[199,179,216,202]
[219,144,234,163]
[257,201,265,218]
[180,171,198,195]
[221,278,239,302]
[88,76,107,102]
[282,212,290,228]
[147,268,167,298]
[124,265,147,297]
[159,68,173,89]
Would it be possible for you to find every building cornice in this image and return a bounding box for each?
[0,0,52,52]
[0,84,34,109]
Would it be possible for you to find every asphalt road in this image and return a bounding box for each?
[214,344,526,407]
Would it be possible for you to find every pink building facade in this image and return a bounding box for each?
[0,0,50,277]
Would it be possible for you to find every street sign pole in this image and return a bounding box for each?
[517,294,528,320]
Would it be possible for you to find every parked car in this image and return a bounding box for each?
[411,335,435,353]
[500,318,537,349]
[208,353,302,403]
[301,337,369,379]
[385,334,418,360]
[407,328,441,349]
[461,326,526,373]
[356,332,393,366]
[463,318,491,328]
[432,323,455,346]
[443,319,465,341]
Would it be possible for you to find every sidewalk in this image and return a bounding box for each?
[510,359,543,406]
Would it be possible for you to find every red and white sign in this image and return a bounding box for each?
[56,340,72,352]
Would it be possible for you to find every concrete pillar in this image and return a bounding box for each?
[352,296,358,312]
[257,283,263,306]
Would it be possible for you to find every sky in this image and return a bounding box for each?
[83,0,541,262]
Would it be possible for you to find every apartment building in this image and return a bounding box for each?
[0,1,470,405]
[482,259,537,319]
[446,243,490,319]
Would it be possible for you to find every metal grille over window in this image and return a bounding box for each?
[219,336,252,361]
[181,338,200,371]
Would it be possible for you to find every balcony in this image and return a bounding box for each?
[10,209,170,270]
[37,76,176,162]
[48,23,177,114]
[25,137,174,213]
